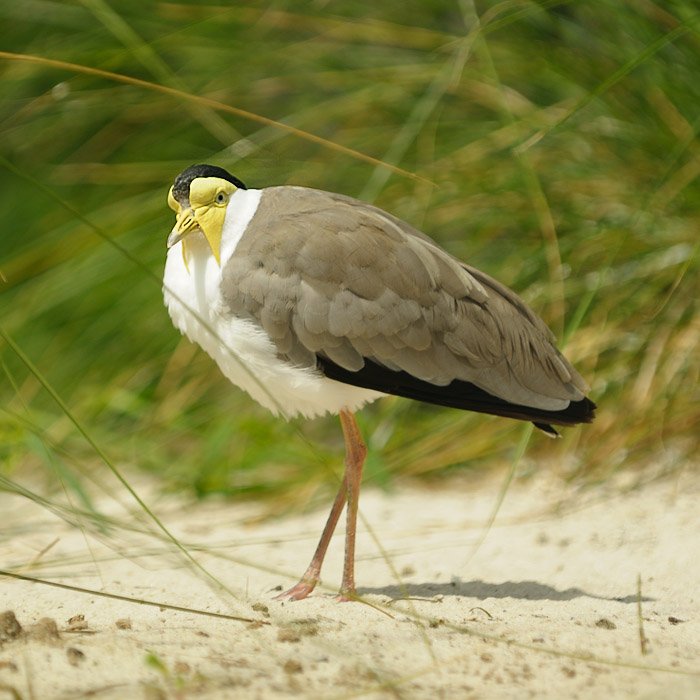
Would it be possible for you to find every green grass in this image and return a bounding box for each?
[1,0,698,515]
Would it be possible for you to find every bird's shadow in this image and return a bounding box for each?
[359,578,653,604]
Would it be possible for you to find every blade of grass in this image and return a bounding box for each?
[465,0,565,332]
[0,323,238,601]
[515,17,699,153]
[0,570,264,624]
[360,29,475,201]
[79,0,239,145]
[0,50,431,184]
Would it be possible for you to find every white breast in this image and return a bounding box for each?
[162,187,383,419]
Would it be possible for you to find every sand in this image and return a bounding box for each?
[1,467,698,699]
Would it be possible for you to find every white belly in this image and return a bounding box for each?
[162,190,383,420]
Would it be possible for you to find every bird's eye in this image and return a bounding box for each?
[215,191,227,205]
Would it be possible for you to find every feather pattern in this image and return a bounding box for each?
[220,187,594,423]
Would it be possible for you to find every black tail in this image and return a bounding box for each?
[318,356,596,432]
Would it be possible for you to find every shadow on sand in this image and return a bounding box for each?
[359,578,653,604]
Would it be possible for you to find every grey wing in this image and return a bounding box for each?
[221,186,588,412]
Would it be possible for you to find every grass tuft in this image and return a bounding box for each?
[1,1,698,512]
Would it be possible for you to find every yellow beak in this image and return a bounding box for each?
[167,208,198,248]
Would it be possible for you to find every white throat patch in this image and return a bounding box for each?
[220,188,263,265]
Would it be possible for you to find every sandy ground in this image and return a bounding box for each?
[0,467,698,699]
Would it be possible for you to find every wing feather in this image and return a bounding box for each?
[221,186,588,412]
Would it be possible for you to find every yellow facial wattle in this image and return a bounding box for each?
[167,177,238,267]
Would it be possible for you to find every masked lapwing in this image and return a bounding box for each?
[163,164,596,601]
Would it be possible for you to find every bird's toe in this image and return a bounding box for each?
[274,579,317,601]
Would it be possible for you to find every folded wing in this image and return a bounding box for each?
[221,186,595,426]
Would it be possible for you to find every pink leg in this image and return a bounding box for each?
[337,409,367,601]
[275,409,366,602]
[274,471,348,601]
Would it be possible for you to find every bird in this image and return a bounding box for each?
[163,163,596,601]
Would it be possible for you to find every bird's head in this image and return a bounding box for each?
[167,164,247,265]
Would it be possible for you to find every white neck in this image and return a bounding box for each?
[220,188,263,265]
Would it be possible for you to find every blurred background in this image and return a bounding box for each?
[1,0,698,514]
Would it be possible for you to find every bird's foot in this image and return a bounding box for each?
[274,578,318,602]
[334,586,358,603]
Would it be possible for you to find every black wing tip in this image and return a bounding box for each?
[533,422,561,438]
[562,395,597,425]
[534,395,596,436]
[319,355,597,430]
